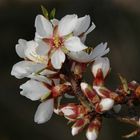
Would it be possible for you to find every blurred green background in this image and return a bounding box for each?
[0,0,140,140]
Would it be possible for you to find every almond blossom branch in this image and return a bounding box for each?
[11,6,140,140]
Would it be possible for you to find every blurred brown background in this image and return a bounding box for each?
[0,0,140,140]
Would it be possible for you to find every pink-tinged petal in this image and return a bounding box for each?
[20,80,51,101]
[34,99,54,124]
[64,36,87,52]
[35,15,53,38]
[51,49,65,69]
[58,14,78,36]
[15,39,27,58]
[11,61,45,79]
[74,15,90,36]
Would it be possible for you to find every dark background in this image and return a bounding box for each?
[0,0,140,140]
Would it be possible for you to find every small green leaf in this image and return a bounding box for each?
[41,92,51,101]
[41,5,48,18]
[50,8,56,19]
[119,74,130,94]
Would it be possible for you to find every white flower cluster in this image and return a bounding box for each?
[11,11,111,140]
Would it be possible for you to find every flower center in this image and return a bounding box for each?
[43,36,63,49]
[53,36,62,48]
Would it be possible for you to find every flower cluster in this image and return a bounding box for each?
[11,7,140,140]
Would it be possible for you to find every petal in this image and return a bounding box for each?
[15,39,27,58]
[68,43,109,63]
[51,49,65,69]
[11,61,45,79]
[64,36,87,52]
[24,41,48,64]
[80,22,96,43]
[80,34,87,43]
[74,15,90,36]
[28,74,52,85]
[36,40,50,55]
[58,14,77,36]
[34,32,42,42]
[85,22,96,35]
[86,128,98,140]
[99,98,114,111]
[51,18,59,27]
[92,42,109,58]
[40,69,57,76]
[20,79,51,101]
[68,51,91,63]
[61,107,75,116]
[35,15,53,38]
[34,99,54,124]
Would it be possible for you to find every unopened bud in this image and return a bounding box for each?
[91,57,110,85]
[93,86,118,99]
[86,117,102,140]
[60,104,88,121]
[81,82,100,104]
[95,98,114,113]
[72,117,89,136]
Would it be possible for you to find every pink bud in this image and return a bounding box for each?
[91,57,110,85]
[71,117,89,136]
[81,82,100,104]
[60,104,88,121]
[93,86,118,99]
[95,98,114,113]
[86,117,102,140]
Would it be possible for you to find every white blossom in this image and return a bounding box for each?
[35,14,88,69]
